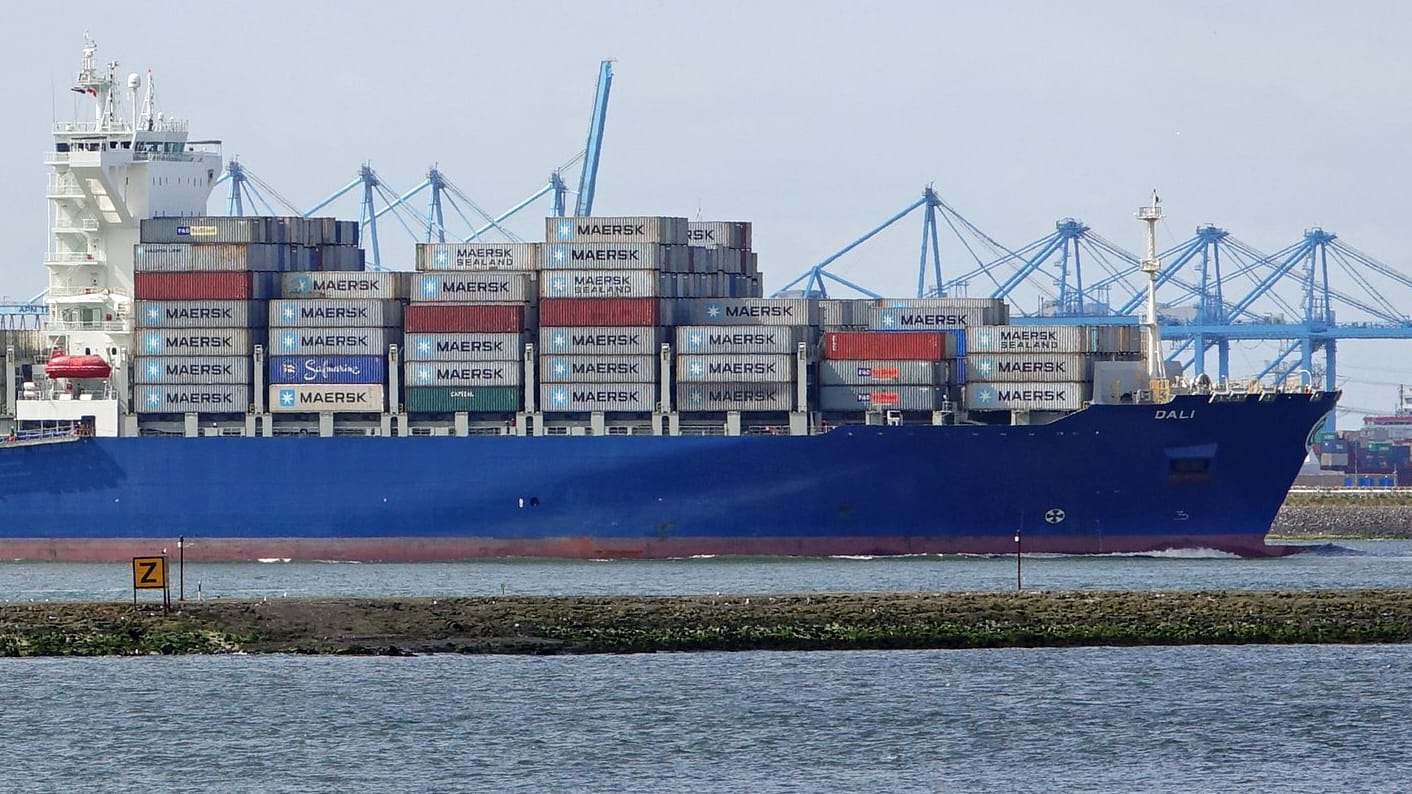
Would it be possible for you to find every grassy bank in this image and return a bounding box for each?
[2,590,1410,657]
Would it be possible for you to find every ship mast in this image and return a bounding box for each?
[1137,191,1164,380]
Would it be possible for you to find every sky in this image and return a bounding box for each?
[1,1,1409,421]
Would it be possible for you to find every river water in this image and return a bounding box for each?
[3,645,1409,792]
[1,540,1408,602]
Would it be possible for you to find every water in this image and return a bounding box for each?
[2,540,1410,602]
[2,645,1409,792]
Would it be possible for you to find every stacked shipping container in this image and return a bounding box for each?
[961,324,1143,412]
[673,298,813,413]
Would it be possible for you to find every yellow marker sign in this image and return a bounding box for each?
[132,556,167,589]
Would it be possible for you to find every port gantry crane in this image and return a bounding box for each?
[775,187,1412,432]
[214,59,615,269]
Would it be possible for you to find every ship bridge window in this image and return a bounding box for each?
[1166,443,1216,484]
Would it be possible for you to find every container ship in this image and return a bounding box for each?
[0,41,1337,561]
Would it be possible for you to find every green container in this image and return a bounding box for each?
[405,385,521,413]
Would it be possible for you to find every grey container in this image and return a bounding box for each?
[819,385,948,412]
[967,325,1111,354]
[675,325,805,355]
[135,384,251,414]
[538,326,666,356]
[687,247,748,275]
[541,382,657,413]
[540,270,658,299]
[819,360,947,386]
[281,272,407,300]
[136,300,267,329]
[405,360,522,388]
[416,242,540,271]
[269,299,404,328]
[540,354,657,384]
[404,333,524,362]
[411,272,535,303]
[133,356,253,385]
[545,216,687,245]
[868,304,1005,331]
[964,382,1091,412]
[687,221,752,249]
[539,243,689,272]
[133,243,294,272]
[271,327,400,356]
[677,382,791,412]
[138,328,265,356]
[965,353,1094,383]
[676,354,793,383]
[678,298,817,326]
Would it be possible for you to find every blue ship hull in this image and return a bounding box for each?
[0,392,1336,560]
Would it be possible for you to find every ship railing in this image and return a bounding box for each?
[43,151,70,165]
[53,119,189,134]
[2,420,86,446]
[20,380,118,401]
[43,319,131,333]
[44,251,105,265]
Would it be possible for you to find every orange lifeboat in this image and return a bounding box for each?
[45,351,112,379]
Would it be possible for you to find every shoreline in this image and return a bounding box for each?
[2,590,1410,657]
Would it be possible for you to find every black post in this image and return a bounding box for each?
[178,536,185,602]
[1014,530,1022,591]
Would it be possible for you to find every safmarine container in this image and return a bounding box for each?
[538,243,688,271]
[134,272,280,300]
[405,361,522,388]
[135,384,251,414]
[538,298,659,327]
[404,385,521,413]
[676,354,792,383]
[416,242,540,271]
[545,216,687,245]
[404,333,524,362]
[539,326,666,355]
[822,331,954,361]
[540,382,657,412]
[540,270,658,299]
[404,304,526,333]
[133,243,294,272]
[868,304,1002,331]
[687,221,752,249]
[677,382,792,412]
[269,383,386,413]
[966,325,1104,354]
[965,353,1093,383]
[133,356,252,385]
[135,300,266,329]
[138,328,265,356]
[269,299,403,328]
[818,360,947,386]
[540,355,657,384]
[675,325,803,355]
[281,272,406,300]
[270,327,399,356]
[678,298,816,326]
[964,382,1091,412]
[268,355,386,385]
[410,272,535,303]
[818,386,948,412]
[140,217,280,245]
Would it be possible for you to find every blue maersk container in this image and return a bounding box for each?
[268,355,386,385]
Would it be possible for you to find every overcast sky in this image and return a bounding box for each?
[2,1,1408,419]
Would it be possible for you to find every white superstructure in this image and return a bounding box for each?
[45,36,221,362]
[24,37,221,432]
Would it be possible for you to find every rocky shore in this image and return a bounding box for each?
[1272,493,1412,539]
[2,590,1410,657]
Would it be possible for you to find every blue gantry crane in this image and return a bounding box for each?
[214,59,616,267]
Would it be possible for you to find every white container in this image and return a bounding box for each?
[540,270,658,299]
[675,325,804,355]
[281,272,407,299]
[411,272,535,303]
[967,325,1093,354]
[539,355,657,384]
[135,384,251,413]
[965,354,1094,383]
[675,354,793,383]
[136,300,266,328]
[678,298,817,326]
[538,326,666,356]
[677,382,791,412]
[540,382,657,412]
[269,299,403,328]
[404,361,522,388]
[270,327,399,356]
[138,328,264,356]
[269,383,386,413]
[133,356,252,385]
[545,216,687,245]
[868,305,1003,331]
[404,333,524,362]
[416,242,540,271]
[539,243,688,271]
[964,382,1091,411]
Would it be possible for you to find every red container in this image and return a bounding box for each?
[821,331,946,361]
[134,272,277,300]
[404,303,525,333]
[539,298,659,327]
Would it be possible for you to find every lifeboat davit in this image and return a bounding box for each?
[45,352,112,379]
